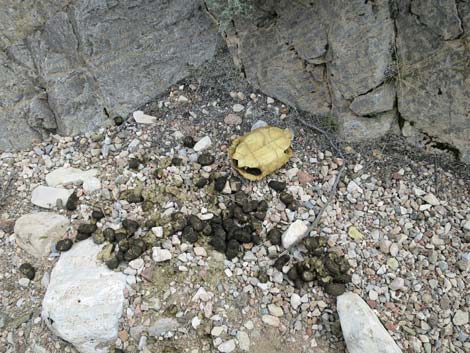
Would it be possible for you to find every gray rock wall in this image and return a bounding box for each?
[1,0,468,163]
[0,0,218,150]
[396,0,470,162]
[206,0,470,162]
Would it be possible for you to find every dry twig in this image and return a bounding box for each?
[276,117,347,258]
[0,172,16,207]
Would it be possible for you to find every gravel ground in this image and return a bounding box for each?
[0,48,469,353]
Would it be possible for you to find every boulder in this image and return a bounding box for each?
[42,239,126,353]
[337,292,403,353]
[31,185,74,209]
[14,212,69,257]
[46,167,98,187]
[0,0,218,150]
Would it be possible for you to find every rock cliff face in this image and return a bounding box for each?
[0,0,218,149]
[206,0,470,162]
[0,0,468,162]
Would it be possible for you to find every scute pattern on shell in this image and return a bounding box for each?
[229,126,293,181]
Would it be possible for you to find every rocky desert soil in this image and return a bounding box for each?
[0,49,469,353]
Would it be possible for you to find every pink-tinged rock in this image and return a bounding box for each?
[297,170,314,184]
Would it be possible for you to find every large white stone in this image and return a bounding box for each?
[46,167,98,187]
[14,212,69,257]
[193,136,212,152]
[281,220,308,249]
[31,186,74,209]
[42,240,126,353]
[337,292,403,353]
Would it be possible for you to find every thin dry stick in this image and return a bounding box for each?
[276,117,347,258]
[0,172,15,207]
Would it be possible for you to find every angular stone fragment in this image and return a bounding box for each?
[42,240,126,353]
[14,212,69,257]
[133,111,157,124]
[193,136,212,152]
[31,186,74,209]
[282,220,308,249]
[46,167,98,187]
[337,292,403,353]
[152,247,172,262]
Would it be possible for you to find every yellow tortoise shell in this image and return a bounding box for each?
[229,126,293,181]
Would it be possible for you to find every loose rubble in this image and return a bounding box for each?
[0,80,468,353]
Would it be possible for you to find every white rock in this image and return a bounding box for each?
[354,164,363,173]
[41,240,126,353]
[152,247,172,262]
[82,177,101,194]
[46,167,98,187]
[286,167,299,180]
[262,315,280,327]
[31,186,74,209]
[178,95,189,103]
[390,277,405,291]
[192,287,212,302]
[282,220,308,249]
[218,339,236,353]
[193,136,212,152]
[347,180,363,194]
[290,293,301,309]
[133,111,157,124]
[337,292,403,353]
[237,331,250,351]
[232,104,244,112]
[419,204,432,211]
[18,278,30,287]
[244,321,254,330]
[194,246,207,257]
[191,316,201,329]
[267,97,275,104]
[389,243,399,257]
[463,220,470,231]
[211,326,225,336]
[369,289,378,301]
[251,120,268,131]
[129,258,144,271]
[453,310,468,326]
[151,227,163,238]
[268,304,284,317]
[423,193,440,206]
[148,318,180,336]
[14,212,69,257]
[414,188,426,196]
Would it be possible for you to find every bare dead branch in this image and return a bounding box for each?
[275,117,347,257]
[0,172,16,207]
